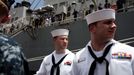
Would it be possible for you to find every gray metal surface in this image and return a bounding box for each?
[13,11,134,72]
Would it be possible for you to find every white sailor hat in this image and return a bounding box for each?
[51,29,69,37]
[85,9,115,26]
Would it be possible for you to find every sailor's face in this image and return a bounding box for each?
[93,19,117,40]
[54,35,68,50]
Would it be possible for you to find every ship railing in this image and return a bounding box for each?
[117,5,134,12]
[2,16,83,37]
[45,16,83,27]
[2,17,31,37]
[118,37,134,44]
[27,36,134,62]
[2,17,22,32]
[27,48,81,62]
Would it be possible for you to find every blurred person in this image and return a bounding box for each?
[116,0,126,12]
[0,0,29,75]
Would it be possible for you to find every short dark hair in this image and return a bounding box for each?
[88,22,97,28]
[53,36,58,39]
[0,0,8,17]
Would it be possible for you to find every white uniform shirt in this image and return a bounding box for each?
[36,49,76,75]
[76,39,134,75]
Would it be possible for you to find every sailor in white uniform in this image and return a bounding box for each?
[36,29,76,75]
[75,9,134,75]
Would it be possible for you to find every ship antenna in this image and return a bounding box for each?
[34,0,42,9]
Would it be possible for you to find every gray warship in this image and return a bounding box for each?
[1,0,134,74]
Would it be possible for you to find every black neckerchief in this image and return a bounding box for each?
[88,43,113,75]
[50,54,68,75]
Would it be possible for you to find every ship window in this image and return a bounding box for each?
[11,18,14,22]
[128,0,134,6]
[59,2,65,6]
[78,0,85,3]
[65,1,68,6]
[15,17,18,21]
[78,0,81,3]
